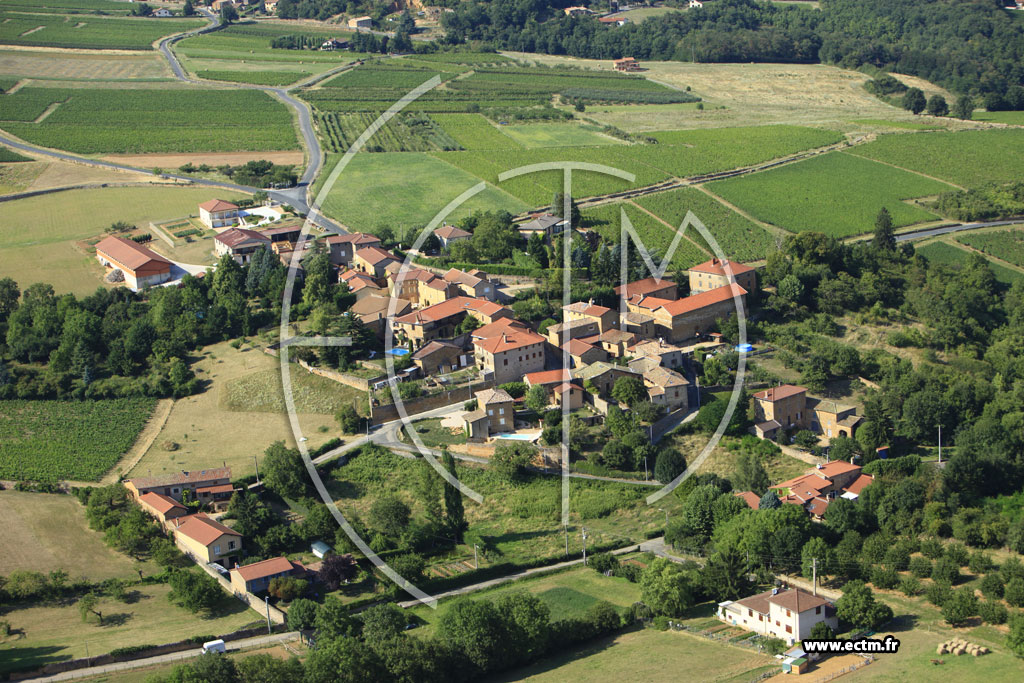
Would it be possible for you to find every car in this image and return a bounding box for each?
[201,639,226,654]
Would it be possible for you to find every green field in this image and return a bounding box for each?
[918,240,1024,285]
[0,147,31,162]
[0,12,203,50]
[582,202,709,271]
[317,111,460,153]
[429,113,523,151]
[708,152,952,237]
[851,118,943,130]
[634,186,777,263]
[0,399,155,481]
[314,152,528,236]
[497,122,624,148]
[956,226,1024,269]
[0,87,298,154]
[847,128,1024,188]
[972,110,1024,125]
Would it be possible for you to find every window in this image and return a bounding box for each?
[499,408,504,414]
[758,614,763,622]
[214,544,221,555]
[775,620,779,627]
[229,541,236,550]
[748,609,752,617]
[488,409,493,416]
[785,625,792,634]
[786,609,791,617]
[815,606,821,615]
[499,418,505,425]
[503,359,508,366]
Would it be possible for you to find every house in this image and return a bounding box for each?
[621,310,656,340]
[195,483,234,510]
[471,317,529,341]
[563,301,618,333]
[388,267,445,304]
[340,268,386,301]
[350,295,413,337]
[95,236,172,291]
[572,361,641,397]
[443,268,498,301]
[563,338,606,367]
[230,556,305,594]
[807,398,862,440]
[474,329,547,383]
[628,338,685,370]
[525,369,572,391]
[395,296,513,346]
[463,387,516,438]
[553,381,585,410]
[353,245,400,279]
[718,586,838,646]
[124,467,232,503]
[546,318,599,345]
[434,224,472,250]
[152,7,173,17]
[688,0,704,7]
[516,213,569,242]
[629,356,689,410]
[616,277,678,303]
[198,199,240,229]
[578,329,636,358]
[564,5,595,16]
[320,38,349,51]
[752,384,808,439]
[137,492,188,526]
[172,514,242,566]
[689,258,757,294]
[411,340,466,375]
[348,15,372,29]
[613,57,641,72]
[598,15,629,26]
[629,283,747,343]
[213,227,272,264]
[262,224,304,244]
[734,491,760,510]
[326,232,381,268]
[264,0,278,11]
[773,462,874,519]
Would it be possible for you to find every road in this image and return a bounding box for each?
[894,218,1024,242]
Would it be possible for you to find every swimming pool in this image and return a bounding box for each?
[386,348,410,356]
[496,432,540,441]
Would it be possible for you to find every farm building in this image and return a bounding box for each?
[616,277,678,303]
[348,15,372,29]
[152,8,173,17]
[230,556,305,594]
[320,38,349,51]
[125,467,232,503]
[689,258,757,294]
[198,199,240,229]
[214,227,272,264]
[752,384,861,441]
[718,586,838,647]
[137,492,188,527]
[94,236,172,291]
[627,283,747,343]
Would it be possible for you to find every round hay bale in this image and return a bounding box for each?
[937,645,946,655]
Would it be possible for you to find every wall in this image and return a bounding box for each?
[196,561,286,625]
[297,358,380,391]
[370,379,495,424]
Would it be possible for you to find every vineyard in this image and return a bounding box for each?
[429,114,522,150]
[0,0,132,14]
[918,241,1024,286]
[196,70,313,86]
[0,398,156,481]
[408,52,514,65]
[956,228,1024,269]
[316,111,460,152]
[847,128,1024,188]
[635,187,777,263]
[708,152,952,238]
[0,87,299,154]
[0,12,203,50]
[582,202,708,271]
[0,148,32,162]
[321,62,463,88]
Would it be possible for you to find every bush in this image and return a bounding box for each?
[870,566,899,590]
[909,556,932,578]
[931,556,960,585]
[945,542,969,566]
[920,538,944,559]
[968,551,994,574]
[980,573,1005,600]
[898,576,922,596]
[1005,578,1024,607]
[925,581,952,607]
[589,552,620,574]
[267,577,307,602]
[979,600,1008,625]
[762,637,787,655]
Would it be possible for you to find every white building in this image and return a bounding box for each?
[718,587,838,647]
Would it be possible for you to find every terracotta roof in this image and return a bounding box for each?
[734,491,760,509]
[525,369,572,386]
[563,301,612,317]
[435,224,471,239]
[395,296,509,325]
[326,232,380,246]
[554,381,582,394]
[816,461,861,477]
[769,587,829,613]
[689,258,755,277]
[349,295,412,317]
[139,492,186,515]
[472,318,528,339]
[340,269,382,293]
[355,245,398,266]
[174,514,241,546]
[214,227,270,248]
[753,384,807,403]
[95,236,171,272]
[196,484,234,495]
[411,339,461,360]
[199,199,238,212]
[629,339,683,356]
[443,268,486,288]
[807,497,829,517]
[389,267,439,284]
[615,277,676,297]
[843,474,875,495]
[734,589,773,616]
[651,283,747,317]
[563,339,597,357]
[127,467,231,490]
[232,556,301,582]
[476,387,514,405]
[775,473,830,495]
[473,329,545,354]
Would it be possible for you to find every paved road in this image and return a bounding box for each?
[27,632,299,682]
[895,218,1024,242]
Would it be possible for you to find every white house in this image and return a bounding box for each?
[152,7,173,17]
[198,199,240,229]
[718,586,838,646]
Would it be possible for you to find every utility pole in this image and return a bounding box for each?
[812,557,817,597]
[938,424,942,464]
[564,523,569,557]
[265,596,272,634]
[253,456,260,483]
[644,456,648,481]
[474,543,479,569]
[582,527,588,566]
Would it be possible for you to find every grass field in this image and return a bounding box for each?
[972,110,1024,125]
[708,152,953,237]
[0,49,170,80]
[429,113,522,151]
[0,88,298,155]
[0,491,151,581]
[847,128,1024,188]
[917,240,1024,286]
[850,119,943,131]
[633,186,778,263]
[497,122,624,148]
[314,152,528,235]
[130,340,349,480]
[0,185,248,295]
[0,13,203,50]
[0,582,258,676]
[955,226,1024,269]
[582,201,709,271]
[0,399,155,481]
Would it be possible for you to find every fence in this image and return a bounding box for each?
[811,656,874,682]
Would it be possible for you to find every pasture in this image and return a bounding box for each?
[0,399,156,481]
[0,13,203,51]
[0,87,298,155]
[917,240,1024,286]
[707,152,952,237]
[972,110,1024,125]
[0,49,170,80]
[582,202,708,271]
[955,226,1024,269]
[846,128,1024,188]
[314,152,527,235]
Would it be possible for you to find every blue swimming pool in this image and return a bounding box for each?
[386,348,410,356]
[496,433,538,441]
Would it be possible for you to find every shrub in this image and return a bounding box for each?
[920,538,944,559]
[589,552,620,574]
[762,637,787,655]
[980,573,1005,600]
[909,556,932,578]
[925,581,952,607]
[979,600,1008,625]
[968,551,994,574]
[945,542,969,567]
[898,576,922,596]
[1005,578,1024,607]
[267,577,307,602]
[870,566,899,590]
[931,556,960,585]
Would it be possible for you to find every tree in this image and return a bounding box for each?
[926,94,949,116]
[414,464,443,521]
[236,654,304,683]
[495,591,551,662]
[368,494,411,539]
[78,592,101,625]
[942,588,977,627]
[167,570,221,614]
[639,557,695,616]
[733,452,769,495]
[655,449,687,484]
[599,441,633,470]
[268,577,307,601]
[227,491,276,537]
[873,208,896,251]
[952,95,974,120]
[437,598,509,673]
[525,385,549,413]
[318,553,357,591]
[131,2,153,16]
[810,621,835,640]
[611,376,647,406]
[288,598,318,631]
[551,191,581,226]
[701,546,750,601]
[835,580,893,629]
[262,441,307,499]
[304,636,386,683]
[220,3,239,22]
[491,441,535,482]
[759,490,781,509]
[471,212,519,262]
[931,556,960,585]
[360,603,408,643]
[1005,578,1024,607]
[902,87,926,114]
[315,596,358,640]
[442,449,467,543]
[801,537,833,581]
[527,232,549,269]
[1008,615,1024,657]
[0,277,18,323]
[335,404,361,434]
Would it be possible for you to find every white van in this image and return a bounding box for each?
[201,639,226,654]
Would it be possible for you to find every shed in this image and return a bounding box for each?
[311,541,332,558]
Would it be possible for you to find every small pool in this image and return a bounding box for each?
[386,348,410,356]
[735,344,754,353]
[496,433,539,441]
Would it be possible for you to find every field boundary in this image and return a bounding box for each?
[625,197,711,256]
[839,148,966,191]
[693,183,791,243]
[934,236,1024,275]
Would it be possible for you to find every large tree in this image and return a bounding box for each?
[640,557,696,616]
[442,449,467,543]
[261,441,308,500]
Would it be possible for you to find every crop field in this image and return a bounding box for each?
[408,51,514,65]
[317,111,459,153]
[0,13,203,50]
[850,118,943,131]
[916,241,1024,286]
[0,87,298,154]
[196,70,312,86]
[635,186,778,263]
[315,151,528,234]
[0,147,30,162]
[302,86,545,113]
[972,110,1024,125]
[0,48,170,80]
[582,202,708,271]
[448,66,673,95]
[846,128,1024,188]
[429,113,522,150]
[707,152,952,237]
[322,62,463,88]
[0,0,132,14]
[956,227,1024,268]
[0,399,156,481]
[644,125,843,166]
[497,122,624,148]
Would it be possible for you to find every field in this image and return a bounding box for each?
[0,185,248,295]
[0,49,170,81]
[497,122,624,148]
[130,339,350,479]
[314,152,528,236]
[847,128,1024,188]
[708,152,953,237]
[0,399,155,481]
[634,186,779,262]
[956,226,1024,269]
[316,111,460,153]
[917,240,1024,286]
[0,88,299,155]
[0,13,203,50]
[582,201,709,271]
[0,491,151,581]
[972,110,1024,125]
[429,113,522,151]
[0,582,258,676]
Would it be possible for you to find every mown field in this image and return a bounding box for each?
[955,226,1024,269]
[314,151,528,235]
[972,110,1024,125]
[917,240,1024,286]
[846,128,1024,188]
[0,48,169,80]
[497,122,623,148]
[634,186,778,263]
[0,399,156,481]
[429,113,523,150]
[0,12,203,50]
[707,152,952,237]
[0,87,298,154]
[582,202,709,271]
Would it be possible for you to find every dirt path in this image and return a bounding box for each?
[626,197,712,256]
[5,78,27,94]
[839,149,966,191]
[693,183,791,244]
[32,100,62,124]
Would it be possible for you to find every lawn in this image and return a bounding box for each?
[0,491,151,581]
[972,110,1024,125]
[314,152,528,236]
[496,122,624,148]
[401,418,467,448]
[582,201,709,271]
[0,13,204,50]
[0,399,155,481]
[916,240,1024,286]
[955,226,1024,269]
[707,152,953,237]
[846,128,1024,188]
[0,582,259,677]
[0,185,249,295]
[130,340,349,480]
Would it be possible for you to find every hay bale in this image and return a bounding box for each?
[937,645,947,655]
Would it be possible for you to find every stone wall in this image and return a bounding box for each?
[369,379,495,424]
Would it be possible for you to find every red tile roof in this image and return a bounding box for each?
[734,491,760,509]
[95,236,171,273]
[355,245,398,266]
[214,227,270,248]
[395,296,508,325]
[139,492,186,516]
[525,369,572,386]
[651,283,747,317]
[807,497,829,517]
[752,384,807,403]
[563,301,612,317]
[232,556,302,581]
[435,224,471,239]
[817,461,861,477]
[174,514,241,546]
[844,474,875,495]
[472,317,528,339]
[326,232,380,246]
[563,338,597,357]
[196,484,234,495]
[127,467,231,490]
[473,329,545,354]
[689,258,755,277]
[769,587,829,613]
[198,199,238,212]
[615,277,676,297]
